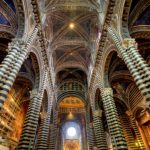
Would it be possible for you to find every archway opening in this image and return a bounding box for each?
[57,96,87,150]
[63,122,81,150]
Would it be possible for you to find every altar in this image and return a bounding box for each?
[64,139,80,150]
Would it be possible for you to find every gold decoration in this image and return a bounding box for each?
[59,96,84,108]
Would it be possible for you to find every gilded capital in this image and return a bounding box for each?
[122,38,137,49]
[40,112,48,119]
[125,110,132,117]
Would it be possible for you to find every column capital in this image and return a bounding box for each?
[122,38,138,49]
[102,88,113,96]
[40,112,48,119]
[8,39,25,51]
[93,109,102,117]
[125,110,133,117]
[30,89,41,98]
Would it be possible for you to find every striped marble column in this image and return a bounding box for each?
[17,89,43,149]
[47,124,54,149]
[0,41,22,79]
[108,27,150,107]
[0,26,38,108]
[89,123,96,150]
[48,111,58,150]
[123,40,150,106]
[124,40,150,77]
[56,128,62,150]
[81,126,86,150]
[86,109,95,150]
[101,88,128,149]
[36,112,50,149]
[93,109,107,150]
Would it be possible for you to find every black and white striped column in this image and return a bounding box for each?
[108,27,150,107]
[17,89,43,149]
[0,40,22,80]
[81,126,87,150]
[86,109,95,150]
[36,104,52,149]
[48,110,58,150]
[0,26,38,108]
[125,45,150,105]
[47,124,54,149]
[101,88,128,149]
[36,113,50,149]
[93,109,107,150]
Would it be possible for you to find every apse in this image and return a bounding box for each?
[62,122,81,150]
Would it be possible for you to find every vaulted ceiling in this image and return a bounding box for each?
[40,0,101,84]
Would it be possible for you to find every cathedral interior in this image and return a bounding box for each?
[0,0,150,150]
